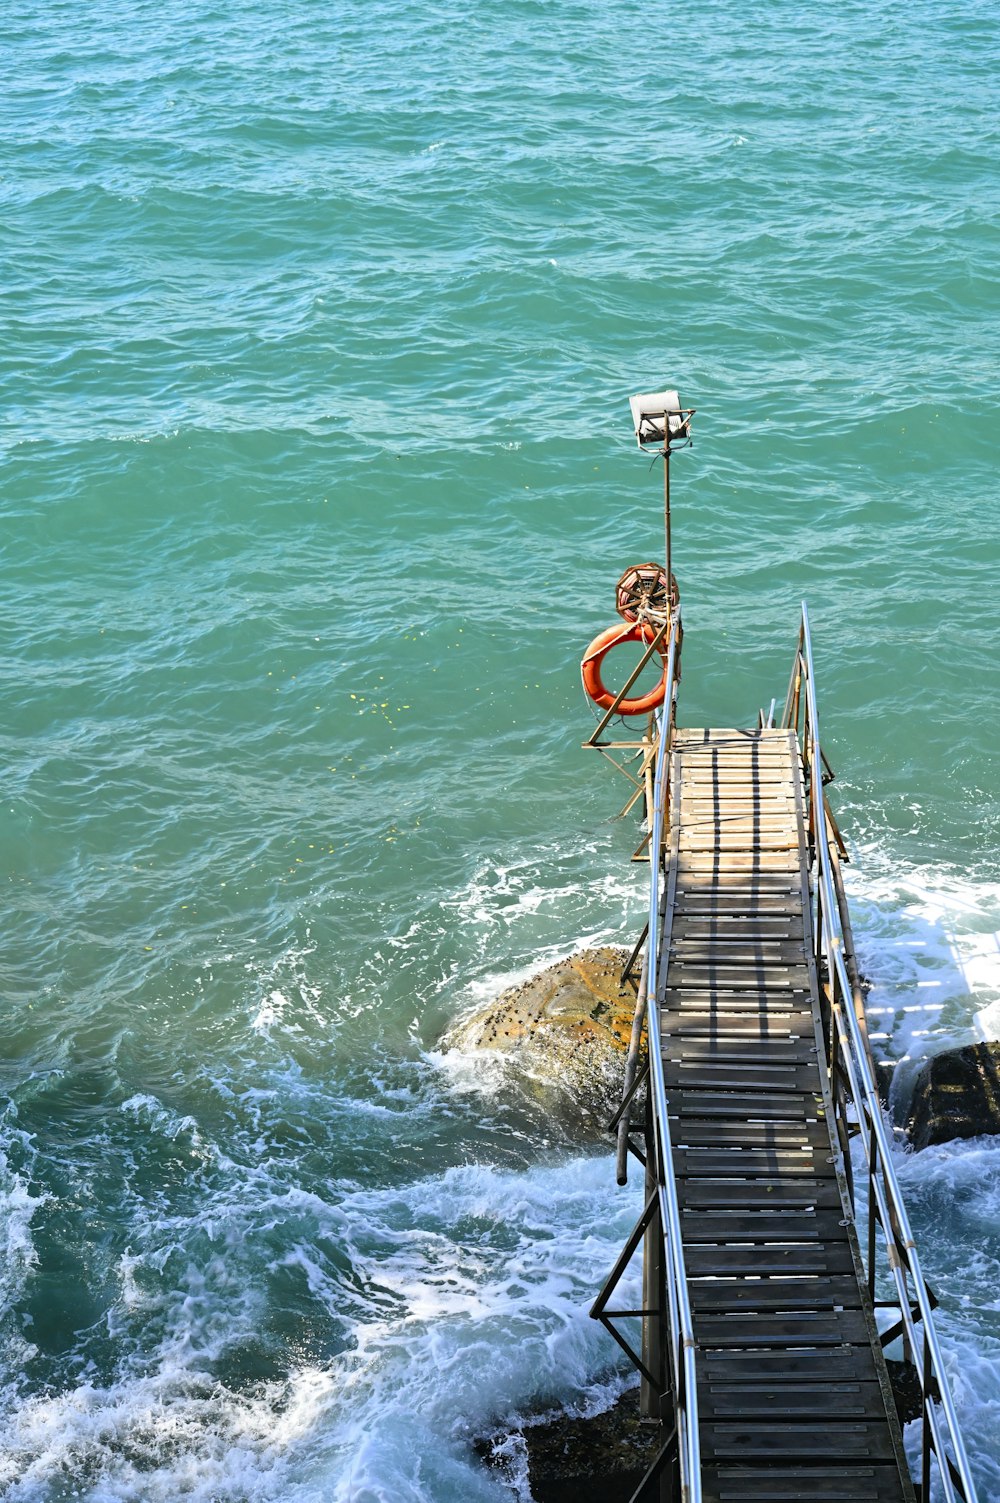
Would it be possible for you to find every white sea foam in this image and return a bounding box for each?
[0,1151,640,1502]
[243,940,329,1036]
[0,1136,46,1394]
[436,847,643,1000]
[846,845,1000,1103]
[0,1154,44,1320]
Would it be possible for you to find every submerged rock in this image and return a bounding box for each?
[475,1390,660,1503]
[886,1358,923,1428]
[905,1041,1000,1149]
[443,947,639,1127]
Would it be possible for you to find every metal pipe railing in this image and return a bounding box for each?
[644,613,702,1503]
[786,603,979,1503]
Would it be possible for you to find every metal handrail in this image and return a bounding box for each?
[646,613,702,1503]
[786,603,979,1503]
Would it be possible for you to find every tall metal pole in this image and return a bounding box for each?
[663,417,671,606]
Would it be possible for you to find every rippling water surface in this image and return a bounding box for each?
[2,2,1000,1498]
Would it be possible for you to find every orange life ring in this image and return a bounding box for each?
[581,621,667,716]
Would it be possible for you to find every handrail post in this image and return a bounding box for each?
[867,1123,878,1299]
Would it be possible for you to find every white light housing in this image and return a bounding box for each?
[629,390,692,449]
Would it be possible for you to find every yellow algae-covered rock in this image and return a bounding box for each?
[443,947,640,1125]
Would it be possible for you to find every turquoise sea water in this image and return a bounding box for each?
[2,1,1000,1497]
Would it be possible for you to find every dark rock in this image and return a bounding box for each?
[476,1389,662,1503]
[874,1058,896,1111]
[477,1369,922,1499]
[442,947,641,1127]
[904,1041,1000,1149]
[886,1358,923,1428]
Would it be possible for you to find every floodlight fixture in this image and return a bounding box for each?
[627,388,695,612]
[629,390,694,451]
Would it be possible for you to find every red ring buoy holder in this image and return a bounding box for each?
[581,621,667,716]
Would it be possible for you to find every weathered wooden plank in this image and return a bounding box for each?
[679,791,799,805]
[686,1242,855,1277]
[678,822,801,836]
[700,775,800,785]
[679,798,798,812]
[670,1117,832,1151]
[673,867,804,885]
[678,788,801,802]
[665,976,812,1001]
[674,848,802,863]
[661,961,812,985]
[665,1060,821,1094]
[677,840,800,857]
[674,1146,835,1179]
[674,730,792,741]
[680,1207,848,1243]
[674,729,794,744]
[696,1308,872,1348]
[702,1422,898,1462]
[690,1275,861,1311]
[679,823,801,839]
[673,905,805,925]
[673,867,804,887]
[666,967,811,992]
[678,826,798,841]
[674,744,793,753]
[661,1036,817,1067]
[663,1011,816,1042]
[676,787,796,798]
[675,788,799,804]
[675,852,802,872]
[678,838,801,855]
[673,898,806,920]
[698,1380,889,1421]
[702,1463,906,1501]
[678,768,801,781]
[678,742,799,756]
[673,915,805,938]
[670,938,808,963]
[700,1346,879,1384]
[677,831,801,846]
[676,745,796,764]
[676,762,797,772]
[677,770,799,784]
[663,987,813,1012]
[668,1088,825,1122]
[678,814,800,829]
[677,746,798,759]
[679,815,800,831]
[668,950,811,972]
[676,789,798,800]
[681,1177,842,1211]
[678,757,799,773]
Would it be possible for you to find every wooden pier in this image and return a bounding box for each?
[665,725,910,1502]
[589,612,978,1503]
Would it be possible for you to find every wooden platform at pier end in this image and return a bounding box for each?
[662,727,912,1503]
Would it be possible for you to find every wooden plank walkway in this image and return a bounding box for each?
[661,727,913,1503]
